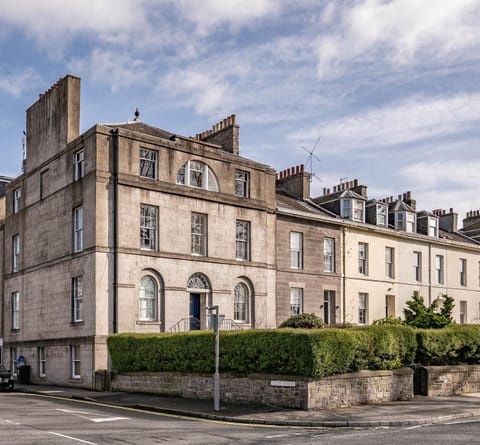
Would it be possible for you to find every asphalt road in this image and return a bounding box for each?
[1,393,480,444]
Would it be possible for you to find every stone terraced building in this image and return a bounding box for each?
[1,75,480,387]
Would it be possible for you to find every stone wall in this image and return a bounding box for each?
[425,365,480,396]
[111,369,413,410]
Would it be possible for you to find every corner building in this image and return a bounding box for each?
[1,76,277,386]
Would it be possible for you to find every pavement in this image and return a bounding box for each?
[12,383,480,428]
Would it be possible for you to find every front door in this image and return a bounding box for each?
[189,293,201,330]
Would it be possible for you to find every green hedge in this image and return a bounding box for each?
[416,325,480,365]
[108,325,416,378]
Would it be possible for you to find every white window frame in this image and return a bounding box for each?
[139,275,158,321]
[414,251,422,282]
[234,282,249,323]
[12,234,20,273]
[73,206,84,253]
[358,242,368,275]
[73,149,85,181]
[290,232,303,269]
[428,217,438,237]
[324,237,335,272]
[191,213,207,256]
[235,220,250,261]
[11,292,19,330]
[341,199,364,222]
[353,200,364,222]
[376,204,387,226]
[177,160,219,191]
[72,277,83,322]
[235,170,250,198]
[140,205,158,251]
[341,199,352,219]
[290,287,303,315]
[71,345,81,379]
[385,247,395,278]
[358,293,368,325]
[13,188,21,213]
[38,347,46,377]
[436,255,444,285]
[10,347,17,376]
[139,148,158,179]
[460,258,467,287]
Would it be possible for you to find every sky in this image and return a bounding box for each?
[1,0,480,224]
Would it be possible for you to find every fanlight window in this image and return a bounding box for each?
[176,160,219,191]
[187,273,210,290]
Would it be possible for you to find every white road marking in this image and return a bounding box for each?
[405,425,425,430]
[446,419,480,425]
[38,390,64,394]
[48,432,97,444]
[56,408,129,423]
[4,419,21,425]
[91,417,130,423]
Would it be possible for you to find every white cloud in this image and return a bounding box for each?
[0,0,147,38]
[400,158,480,218]
[315,0,480,78]
[0,68,41,97]
[68,49,149,92]
[171,0,280,35]
[292,92,480,154]
[161,70,232,116]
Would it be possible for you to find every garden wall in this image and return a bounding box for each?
[111,368,413,410]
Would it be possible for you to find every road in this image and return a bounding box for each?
[1,393,480,444]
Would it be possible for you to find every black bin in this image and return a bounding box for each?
[18,365,31,384]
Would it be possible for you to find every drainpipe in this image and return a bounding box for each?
[111,129,119,334]
[341,226,347,324]
[428,242,432,306]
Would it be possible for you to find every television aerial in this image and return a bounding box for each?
[300,135,322,183]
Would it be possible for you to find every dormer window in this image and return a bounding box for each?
[428,216,438,237]
[376,204,387,226]
[395,211,416,233]
[177,160,219,192]
[341,198,364,222]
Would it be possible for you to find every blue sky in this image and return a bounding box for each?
[1,0,479,223]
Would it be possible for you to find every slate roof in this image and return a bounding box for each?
[102,121,174,140]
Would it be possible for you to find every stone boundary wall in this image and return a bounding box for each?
[425,365,480,397]
[111,368,413,410]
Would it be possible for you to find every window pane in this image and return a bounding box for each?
[191,213,207,255]
[324,238,335,272]
[236,220,250,260]
[140,148,157,179]
[140,205,158,250]
[139,276,157,321]
[290,288,303,315]
[290,232,303,269]
[235,170,250,197]
[234,283,249,322]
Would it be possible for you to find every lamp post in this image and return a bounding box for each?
[206,305,222,411]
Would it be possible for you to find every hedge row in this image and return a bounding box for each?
[415,325,480,365]
[107,325,416,378]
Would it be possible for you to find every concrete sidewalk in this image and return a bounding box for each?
[12,383,480,427]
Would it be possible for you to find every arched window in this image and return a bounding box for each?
[176,160,219,191]
[187,273,210,290]
[139,276,157,321]
[234,283,249,323]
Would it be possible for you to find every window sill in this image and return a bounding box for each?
[71,321,85,326]
[69,377,83,382]
[136,320,161,325]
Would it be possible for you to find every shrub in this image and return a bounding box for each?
[403,291,454,328]
[373,316,404,326]
[279,313,324,329]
